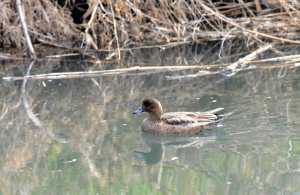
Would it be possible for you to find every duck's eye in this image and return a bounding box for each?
[144,102,151,107]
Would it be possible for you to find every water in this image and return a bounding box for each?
[1,43,300,194]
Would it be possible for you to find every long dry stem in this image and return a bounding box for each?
[16,0,36,59]
[221,44,273,76]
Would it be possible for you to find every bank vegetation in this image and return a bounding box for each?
[1,0,300,53]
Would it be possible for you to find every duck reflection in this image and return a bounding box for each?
[135,133,216,165]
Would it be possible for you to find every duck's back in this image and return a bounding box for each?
[162,108,228,126]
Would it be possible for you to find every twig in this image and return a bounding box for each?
[257,11,299,18]
[251,54,300,63]
[166,61,296,80]
[16,0,36,59]
[110,3,121,61]
[220,44,273,76]
[3,65,203,82]
[200,2,300,44]
[83,1,98,50]
[237,0,255,17]
[37,38,76,50]
[254,0,262,15]
[27,29,56,40]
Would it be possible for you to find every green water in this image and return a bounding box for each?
[1,44,300,194]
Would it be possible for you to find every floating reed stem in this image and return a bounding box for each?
[221,44,273,76]
[3,65,203,81]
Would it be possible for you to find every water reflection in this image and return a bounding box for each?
[1,44,300,194]
[135,133,216,165]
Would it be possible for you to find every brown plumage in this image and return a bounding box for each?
[133,98,233,134]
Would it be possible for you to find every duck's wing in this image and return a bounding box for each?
[162,112,217,126]
[162,113,196,125]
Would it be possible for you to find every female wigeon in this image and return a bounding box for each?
[133,98,232,134]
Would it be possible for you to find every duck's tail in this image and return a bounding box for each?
[221,111,234,118]
[216,111,234,123]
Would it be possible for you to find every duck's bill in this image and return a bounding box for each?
[133,107,143,114]
[134,151,145,157]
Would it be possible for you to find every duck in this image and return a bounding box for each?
[133,98,233,134]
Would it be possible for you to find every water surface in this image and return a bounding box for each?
[1,43,300,194]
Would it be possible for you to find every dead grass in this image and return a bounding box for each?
[1,0,300,50]
[0,0,78,48]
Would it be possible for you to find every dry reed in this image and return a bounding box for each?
[0,0,300,50]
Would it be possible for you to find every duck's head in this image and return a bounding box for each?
[133,98,163,120]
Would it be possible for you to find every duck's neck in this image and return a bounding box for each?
[148,107,163,121]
